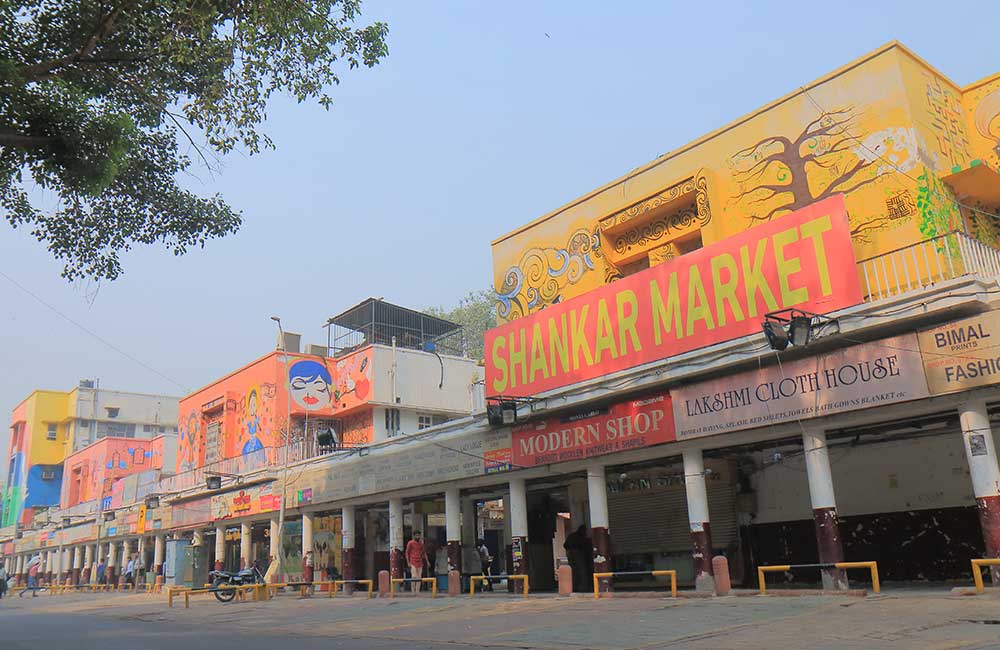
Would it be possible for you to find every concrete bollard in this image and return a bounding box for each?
[557,564,573,596]
[377,570,390,598]
[447,570,461,596]
[712,555,731,596]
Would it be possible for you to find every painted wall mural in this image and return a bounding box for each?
[491,44,999,326]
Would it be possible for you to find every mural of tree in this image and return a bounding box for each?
[730,107,894,239]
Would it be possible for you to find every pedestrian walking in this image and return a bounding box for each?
[96,557,107,585]
[19,555,41,597]
[563,525,592,592]
[124,555,134,588]
[477,538,494,591]
[0,562,8,599]
[404,531,429,593]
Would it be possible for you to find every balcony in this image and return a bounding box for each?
[856,231,1000,302]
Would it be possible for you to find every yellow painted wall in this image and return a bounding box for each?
[492,43,997,323]
[23,390,71,465]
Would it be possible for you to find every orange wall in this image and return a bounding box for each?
[177,348,374,473]
[61,437,164,508]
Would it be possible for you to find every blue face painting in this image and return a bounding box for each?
[288,360,332,411]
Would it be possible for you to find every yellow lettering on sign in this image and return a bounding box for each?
[594,298,618,363]
[508,328,528,389]
[616,289,642,355]
[490,336,508,394]
[529,322,549,382]
[548,313,570,377]
[773,226,808,306]
[686,266,716,336]
[799,214,833,296]
[650,274,683,344]
[570,305,594,370]
[741,238,779,317]
[710,252,745,327]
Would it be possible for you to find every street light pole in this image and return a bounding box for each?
[271,316,292,584]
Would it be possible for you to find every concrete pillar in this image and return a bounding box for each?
[154,535,165,576]
[83,544,93,583]
[802,429,848,590]
[683,449,715,592]
[302,512,314,583]
[462,498,478,548]
[107,539,118,584]
[214,524,226,571]
[960,400,1000,583]
[137,536,147,579]
[240,522,251,569]
[587,462,612,592]
[192,529,203,547]
[16,554,24,585]
[509,477,528,589]
[71,546,82,585]
[388,497,404,579]
[445,487,462,572]
[268,515,280,582]
[120,539,129,585]
[342,506,356,582]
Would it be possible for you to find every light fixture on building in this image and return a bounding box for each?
[762,309,838,351]
[145,495,160,510]
[104,511,116,522]
[206,475,222,490]
[486,400,518,426]
[62,517,72,528]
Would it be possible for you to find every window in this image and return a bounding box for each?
[385,408,401,438]
[41,469,56,480]
[79,419,91,429]
[46,424,57,440]
[159,425,166,433]
[417,414,433,430]
[105,407,119,418]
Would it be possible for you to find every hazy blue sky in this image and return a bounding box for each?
[2,1,999,458]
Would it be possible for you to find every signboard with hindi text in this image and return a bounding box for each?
[918,310,1000,394]
[672,334,929,439]
[485,196,862,397]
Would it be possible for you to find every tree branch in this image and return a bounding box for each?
[0,130,52,149]
[732,135,792,161]
[17,1,133,80]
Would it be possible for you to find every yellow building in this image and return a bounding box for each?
[491,42,1000,327]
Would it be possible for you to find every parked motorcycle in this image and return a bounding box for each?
[208,562,265,602]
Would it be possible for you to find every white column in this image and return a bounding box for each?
[342,506,355,551]
[960,400,1000,501]
[120,539,129,572]
[445,487,461,544]
[154,535,165,572]
[107,540,117,577]
[302,512,314,557]
[268,515,280,563]
[83,545,93,582]
[72,546,82,571]
[509,477,528,539]
[461,498,477,546]
[137,536,147,574]
[214,524,225,568]
[802,429,847,590]
[803,431,837,510]
[586,463,609,530]
[192,530,204,547]
[240,522,251,568]
[388,497,404,551]
[16,554,24,577]
[683,450,710,526]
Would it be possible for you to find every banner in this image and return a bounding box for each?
[211,483,280,521]
[672,334,929,439]
[512,392,674,467]
[486,196,862,396]
[136,505,147,535]
[918,310,1000,394]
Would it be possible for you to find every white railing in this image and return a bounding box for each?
[857,231,1000,302]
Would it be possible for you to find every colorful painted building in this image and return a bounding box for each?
[60,435,177,510]
[2,381,178,528]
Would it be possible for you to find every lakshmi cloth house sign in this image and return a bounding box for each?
[672,333,930,439]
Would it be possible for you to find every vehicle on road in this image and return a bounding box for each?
[208,562,265,602]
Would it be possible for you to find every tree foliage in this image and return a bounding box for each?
[426,289,496,362]
[0,1,388,280]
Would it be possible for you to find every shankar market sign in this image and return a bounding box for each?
[672,333,929,439]
[485,196,862,397]
[512,392,674,466]
[918,310,1000,394]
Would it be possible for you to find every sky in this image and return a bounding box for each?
[2,0,999,459]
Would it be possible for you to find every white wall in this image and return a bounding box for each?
[370,346,484,415]
[371,406,458,444]
[753,430,988,524]
[70,387,179,451]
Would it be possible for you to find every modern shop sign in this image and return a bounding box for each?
[211,484,280,521]
[672,333,929,439]
[918,310,1000,394]
[512,392,674,467]
[485,196,862,397]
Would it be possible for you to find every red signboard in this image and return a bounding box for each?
[512,392,675,467]
[486,196,861,396]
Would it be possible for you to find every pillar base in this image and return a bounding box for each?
[378,570,390,597]
[72,568,81,585]
[446,541,461,574]
[447,569,461,596]
[976,494,1000,583]
[813,507,848,591]
[389,548,404,580]
[510,536,528,594]
[691,522,714,593]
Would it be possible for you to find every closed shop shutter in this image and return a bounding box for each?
[206,420,222,465]
[608,461,737,555]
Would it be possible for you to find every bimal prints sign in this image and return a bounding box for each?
[512,392,674,467]
[486,196,862,397]
[918,310,1000,394]
[672,334,929,439]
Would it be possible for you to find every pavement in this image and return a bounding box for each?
[2,586,1000,649]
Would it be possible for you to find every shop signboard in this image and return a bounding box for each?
[172,497,212,528]
[918,310,1000,394]
[485,196,862,397]
[511,392,674,467]
[136,504,147,535]
[211,483,280,521]
[672,333,929,439]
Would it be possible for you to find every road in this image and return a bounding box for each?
[2,586,1000,649]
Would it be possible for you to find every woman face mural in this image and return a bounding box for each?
[288,360,332,411]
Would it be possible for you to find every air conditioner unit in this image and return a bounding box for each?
[305,343,328,357]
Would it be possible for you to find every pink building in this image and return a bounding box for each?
[60,435,175,509]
